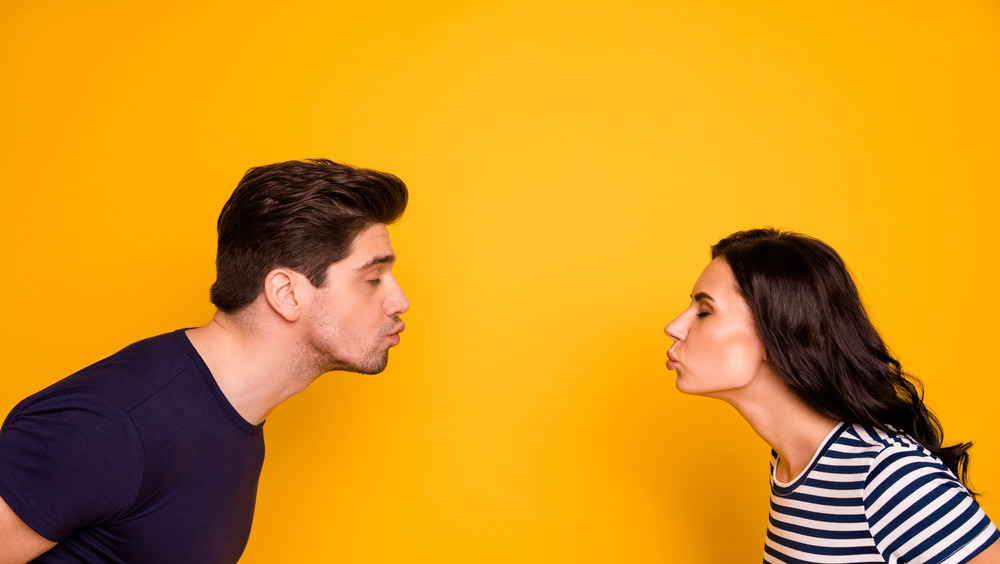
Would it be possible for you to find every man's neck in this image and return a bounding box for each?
[185,312,316,425]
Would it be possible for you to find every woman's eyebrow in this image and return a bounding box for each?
[691,292,715,303]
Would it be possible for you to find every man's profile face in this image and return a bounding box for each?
[301,223,409,375]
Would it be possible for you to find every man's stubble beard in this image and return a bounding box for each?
[307,317,399,377]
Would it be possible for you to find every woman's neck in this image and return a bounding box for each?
[722,372,841,483]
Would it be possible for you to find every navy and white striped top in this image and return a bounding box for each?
[765,423,999,563]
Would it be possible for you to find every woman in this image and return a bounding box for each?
[664,228,999,563]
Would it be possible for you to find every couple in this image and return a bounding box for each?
[0,159,997,563]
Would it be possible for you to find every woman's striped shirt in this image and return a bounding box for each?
[764,423,999,563]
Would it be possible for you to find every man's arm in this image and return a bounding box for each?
[0,495,56,564]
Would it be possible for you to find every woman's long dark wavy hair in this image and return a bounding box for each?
[712,228,975,492]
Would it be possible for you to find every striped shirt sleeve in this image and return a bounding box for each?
[862,445,999,564]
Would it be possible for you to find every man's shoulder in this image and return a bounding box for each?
[87,329,193,369]
[8,330,201,419]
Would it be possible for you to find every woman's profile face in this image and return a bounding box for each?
[664,257,771,398]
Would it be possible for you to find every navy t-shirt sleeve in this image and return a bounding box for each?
[0,393,145,542]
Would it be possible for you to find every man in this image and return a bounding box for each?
[0,159,410,563]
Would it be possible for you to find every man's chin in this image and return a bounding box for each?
[344,351,391,375]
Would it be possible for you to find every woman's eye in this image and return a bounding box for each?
[696,311,710,318]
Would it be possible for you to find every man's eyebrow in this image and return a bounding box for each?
[354,254,396,272]
[692,292,715,302]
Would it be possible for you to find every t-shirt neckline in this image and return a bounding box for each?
[172,329,264,436]
[771,422,847,492]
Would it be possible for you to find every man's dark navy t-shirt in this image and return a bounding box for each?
[0,330,265,563]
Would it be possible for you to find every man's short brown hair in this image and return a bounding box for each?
[209,159,408,313]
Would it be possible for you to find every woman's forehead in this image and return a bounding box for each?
[693,258,737,295]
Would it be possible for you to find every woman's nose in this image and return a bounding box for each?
[664,313,686,341]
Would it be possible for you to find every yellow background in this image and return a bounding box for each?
[2,1,998,561]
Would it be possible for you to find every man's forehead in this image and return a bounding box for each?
[344,223,395,268]
[355,222,391,242]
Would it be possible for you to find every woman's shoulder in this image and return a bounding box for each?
[822,423,911,460]
[837,423,931,457]
[826,424,958,489]
[854,424,993,563]
[849,423,970,503]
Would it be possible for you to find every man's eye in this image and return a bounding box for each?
[367,279,382,286]
[696,311,710,318]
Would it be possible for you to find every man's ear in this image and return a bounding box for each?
[263,269,306,322]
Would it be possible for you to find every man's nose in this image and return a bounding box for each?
[385,281,409,317]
